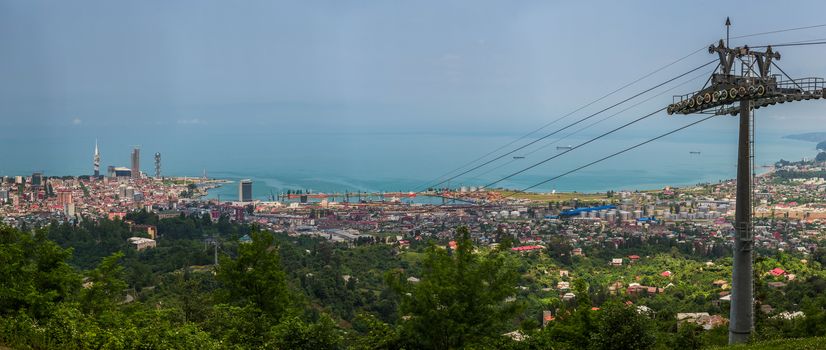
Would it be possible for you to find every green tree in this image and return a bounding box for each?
[80,252,128,315]
[266,315,343,350]
[215,230,293,320]
[203,305,272,347]
[350,313,402,350]
[164,269,213,323]
[0,226,80,318]
[389,226,522,349]
[674,322,704,350]
[589,302,656,350]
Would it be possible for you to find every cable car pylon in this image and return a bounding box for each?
[666,19,826,345]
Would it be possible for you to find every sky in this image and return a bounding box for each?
[3,1,826,132]
[1,1,826,184]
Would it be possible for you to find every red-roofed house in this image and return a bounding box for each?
[542,310,554,327]
[511,245,543,252]
[770,268,786,277]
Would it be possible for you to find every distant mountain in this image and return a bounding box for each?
[784,132,826,143]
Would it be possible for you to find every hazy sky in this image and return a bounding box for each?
[2,0,826,134]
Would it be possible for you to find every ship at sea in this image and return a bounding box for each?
[556,145,573,150]
[689,151,701,155]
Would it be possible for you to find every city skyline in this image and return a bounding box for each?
[4,2,826,196]
[1,4,826,347]
[3,2,826,200]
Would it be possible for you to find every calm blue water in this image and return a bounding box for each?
[0,120,818,201]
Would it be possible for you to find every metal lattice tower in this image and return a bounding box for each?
[154,152,161,179]
[666,19,825,344]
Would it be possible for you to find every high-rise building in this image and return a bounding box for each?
[131,147,140,178]
[239,179,252,202]
[31,172,43,191]
[112,167,132,178]
[57,190,73,206]
[93,140,100,177]
[154,152,161,179]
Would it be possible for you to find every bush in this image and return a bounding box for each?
[589,302,656,350]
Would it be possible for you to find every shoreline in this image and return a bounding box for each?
[199,165,788,203]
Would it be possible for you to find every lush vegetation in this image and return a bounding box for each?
[711,336,826,350]
[2,212,826,349]
[773,169,826,181]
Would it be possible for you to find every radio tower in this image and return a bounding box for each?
[154,152,161,179]
[667,18,825,344]
[93,139,100,177]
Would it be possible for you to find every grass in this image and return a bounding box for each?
[400,252,424,265]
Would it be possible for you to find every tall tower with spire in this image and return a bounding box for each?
[93,140,100,177]
[154,152,161,179]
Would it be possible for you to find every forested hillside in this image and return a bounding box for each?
[2,212,826,349]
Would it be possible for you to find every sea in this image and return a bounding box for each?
[0,121,819,202]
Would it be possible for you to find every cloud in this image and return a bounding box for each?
[71,117,82,125]
[177,118,204,125]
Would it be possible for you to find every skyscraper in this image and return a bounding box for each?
[93,140,100,177]
[131,147,140,178]
[239,179,252,202]
[31,172,43,192]
[154,152,161,179]
[57,190,73,206]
